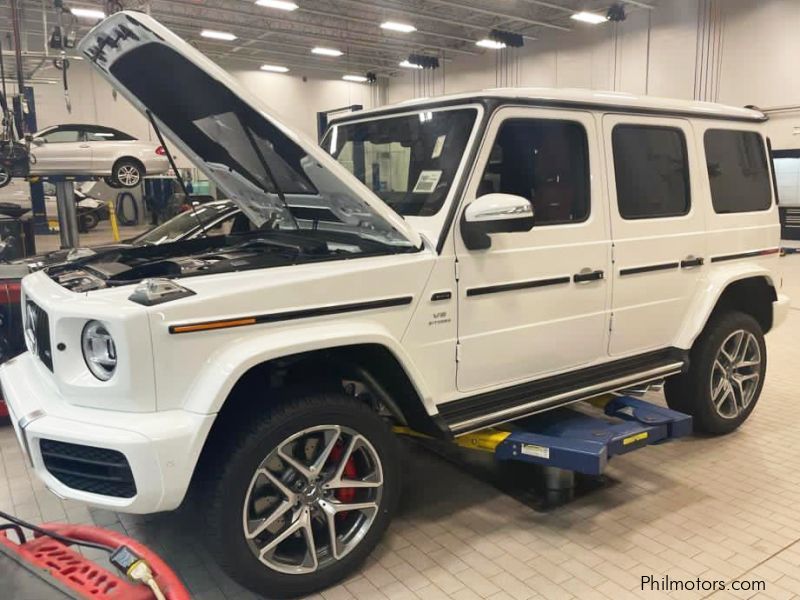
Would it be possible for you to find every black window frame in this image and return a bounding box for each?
[703,128,773,214]
[480,116,592,227]
[82,125,137,142]
[612,123,692,220]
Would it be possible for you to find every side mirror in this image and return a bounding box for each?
[461,193,534,250]
[32,138,46,146]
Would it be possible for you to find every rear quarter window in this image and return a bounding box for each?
[704,130,772,213]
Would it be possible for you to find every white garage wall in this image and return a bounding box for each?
[388,0,800,149]
[22,58,381,164]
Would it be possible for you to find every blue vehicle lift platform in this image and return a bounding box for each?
[397,395,692,505]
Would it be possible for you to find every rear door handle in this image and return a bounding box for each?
[573,269,604,283]
[680,256,704,269]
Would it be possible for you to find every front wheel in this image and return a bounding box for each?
[201,393,400,598]
[665,311,766,435]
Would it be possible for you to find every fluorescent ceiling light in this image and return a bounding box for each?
[312,47,343,57]
[476,39,506,50]
[201,29,237,41]
[381,21,416,33]
[399,60,423,70]
[343,74,368,83]
[261,64,289,73]
[70,7,105,19]
[571,11,608,24]
[255,0,298,10]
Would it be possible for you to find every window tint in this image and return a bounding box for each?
[84,127,135,142]
[39,128,81,143]
[612,125,690,219]
[704,130,772,213]
[479,119,590,225]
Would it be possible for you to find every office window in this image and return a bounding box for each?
[479,119,590,225]
[613,125,690,219]
[705,130,772,213]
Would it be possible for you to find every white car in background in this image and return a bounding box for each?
[0,124,170,188]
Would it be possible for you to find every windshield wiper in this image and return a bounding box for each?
[146,109,208,238]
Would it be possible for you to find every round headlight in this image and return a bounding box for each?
[81,320,117,381]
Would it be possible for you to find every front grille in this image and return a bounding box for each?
[24,300,53,371]
[40,439,137,498]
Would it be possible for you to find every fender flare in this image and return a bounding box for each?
[180,321,436,417]
[674,264,777,349]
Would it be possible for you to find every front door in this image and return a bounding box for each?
[602,115,707,356]
[454,107,611,392]
[32,126,93,174]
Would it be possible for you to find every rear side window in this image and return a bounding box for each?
[480,119,590,225]
[704,130,772,213]
[612,125,690,219]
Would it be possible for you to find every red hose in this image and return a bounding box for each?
[1,522,190,599]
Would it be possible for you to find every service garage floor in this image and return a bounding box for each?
[4,261,800,600]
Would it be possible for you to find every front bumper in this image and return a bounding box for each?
[0,352,214,513]
[774,293,791,330]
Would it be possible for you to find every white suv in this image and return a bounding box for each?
[0,13,789,598]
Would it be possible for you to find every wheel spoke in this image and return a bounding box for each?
[324,479,382,490]
[711,374,727,404]
[310,426,341,477]
[258,511,305,559]
[258,468,295,500]
[329,500,379,514]
[246,499,294,540]
[278,446,314,481]
[298,510,318,571]
[321,504,342,560]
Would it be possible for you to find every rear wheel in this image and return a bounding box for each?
[665,311,766,434]
[110,159,143,188]
[200,392,400,598]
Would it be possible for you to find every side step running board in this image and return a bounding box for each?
[440,348,686,434]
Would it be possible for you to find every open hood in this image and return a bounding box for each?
[77,12,421,249]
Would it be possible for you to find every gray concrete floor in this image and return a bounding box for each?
[2,261,800,599]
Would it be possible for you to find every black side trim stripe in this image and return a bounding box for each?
[710,248,780,263]
[466,276,571,297]
[169,296,413,334]
[431,291,452,301]
[619,262,680,276]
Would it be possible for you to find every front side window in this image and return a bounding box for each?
[325,109,478,217]
[705,130,772,213]
[38,127,81,143]
[612,125,690,219]
[479,119,590,225]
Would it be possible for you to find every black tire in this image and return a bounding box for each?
[79,212,99,232]
[0,167,11,189]
[110,159,144,188]
[665,310,766,435]
[199,392,400,598]
[103,176,123,189]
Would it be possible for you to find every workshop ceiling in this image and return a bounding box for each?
[0,0,654,82]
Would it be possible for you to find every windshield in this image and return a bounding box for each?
[324,109,478,217]
[133,203,236,245]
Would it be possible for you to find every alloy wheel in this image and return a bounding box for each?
[0,168,9,186]
[241,425,383,575]
[710,329,762,419]
[116,165,141,186]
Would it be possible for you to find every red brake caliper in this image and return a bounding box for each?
[328,441,358,518]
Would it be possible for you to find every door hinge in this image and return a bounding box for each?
[609,312,614,332]
[456,342,462,362]
[454,260,460,281]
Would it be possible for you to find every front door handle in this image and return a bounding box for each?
[573,269,604,283]
[79,144,91,149]
[680,256,704,269]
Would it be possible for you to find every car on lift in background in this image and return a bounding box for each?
[0,124,171,189]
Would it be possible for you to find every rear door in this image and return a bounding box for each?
[603,115,707,356]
